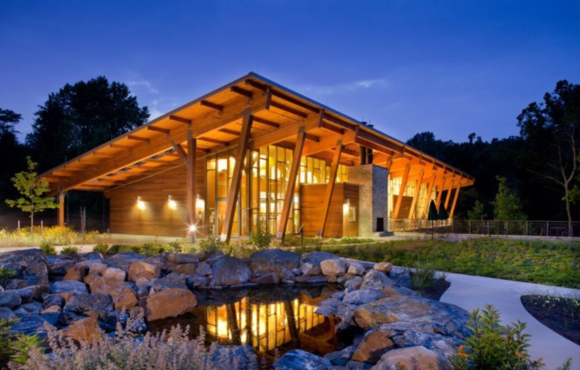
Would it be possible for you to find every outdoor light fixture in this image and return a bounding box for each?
[188,224,197,243]
[189,225,197,233]
[137,196,146,210]
[168,195,177,210]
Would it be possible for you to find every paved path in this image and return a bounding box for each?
[441,273,580,370]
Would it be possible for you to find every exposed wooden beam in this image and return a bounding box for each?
[250,114,321,149]
[252,116,280,128]
[322,113,357,131]
[58,190,66,227]
[148,126,170,135]
[319,141,343,237]
[219,128,241,136]
[169,115,192,125]
[321,122,345,135]
[421,175,437,219]
[303,129,357,157]
[435,176,447,209]
[110,143,131,150]
[408,170,425,220]
[230,86,253,99]
[221,110,253,242]
[277,127,307,240]
[59,93,271,191]
[245,80,320,113]
[270,101,308,119]
[187,131,197,240]
[170,141,190,171]
[449,183,462,219]
[127,135,150,143]
[198,137,228,146]
[392,164,411,220]
[444,180,455,210]
[305,133,319,142]
[200,100,224,112]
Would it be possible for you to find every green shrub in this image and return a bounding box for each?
[39,242,56,255]
[198,235,226,255]
[411,261,437,293]
[167,239,188,253]
[0,267,15,284]
[0,318,42,368]
[92,243,109,255]
[249,221,271,250]
[59,246,79,255]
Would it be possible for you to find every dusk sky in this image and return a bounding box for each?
[1,0,579,144]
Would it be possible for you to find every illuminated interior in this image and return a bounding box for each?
[206,296,327,353]
[206,144,348,237]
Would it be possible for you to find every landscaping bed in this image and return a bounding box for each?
[521,294,580,346]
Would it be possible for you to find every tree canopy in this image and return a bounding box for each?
[26,76,150,172]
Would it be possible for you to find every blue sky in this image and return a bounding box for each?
[1,0,579,143]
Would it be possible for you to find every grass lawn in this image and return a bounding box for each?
[296,238,580,289]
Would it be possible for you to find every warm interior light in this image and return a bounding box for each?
[137,196,146,210]
[168,195,177,210]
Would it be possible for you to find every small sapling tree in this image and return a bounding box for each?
[5,157,59,230]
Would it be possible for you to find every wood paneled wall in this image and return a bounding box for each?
[106,159,206,237]
[301,183,359,238]
[391,195,413,219]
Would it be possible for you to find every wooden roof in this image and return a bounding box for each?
[39,72,475,194]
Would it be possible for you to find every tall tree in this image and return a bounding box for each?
[26,76,149,172]
[517,80,580,235]
[0,109,27,215]
[491,176,526,221]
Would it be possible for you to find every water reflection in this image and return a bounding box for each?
[150,286,338,357]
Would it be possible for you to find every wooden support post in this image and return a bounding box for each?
[221,109,253,242]
[187,131,197,242]
[449,185,461,219]
[435,177,447,209]
[408,170,424,220]
[319,140,343,237]
[58,190,66,226]
[444,180,454,210]
[277,127,307,240]
[392,164,411,220]
[421,176,436,219]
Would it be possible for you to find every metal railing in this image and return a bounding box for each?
[388,219,580,238]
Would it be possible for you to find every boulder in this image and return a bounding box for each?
[102,267,126,282]
[352,296,470,337]
[169,263,196,275]
[185,274,208,288]
[75,259,105,270]
[381,286,417,298]
[42,294,65,308]
[45,255,75,275]
[206,252,226,266]
[250,272,279,285]
[89,277,138,310]
[249,249,300,274]
[103,253,145,271]
[392,330,461,358]
[41,305,61,315]
[301,251,339,265]
[352,330,394,364]
[0,307,17,320]
[3,279,29,290]
[210,256,251,286]
[64,265,86,281]
[144,255,167,268]
[373,262,393,274]
[195,262,212,276]
[0,291,22,308]
[51,280,88,295]
[294,275,328,284]
[360,270,395,291]
[348,261,366,276]
[371,346,443,370]
[146,288,197,321]
[128,261,161,282]
[64,293,114,315]
[345,276,363,291]
[343,289,382,306]
[299,262,322,276]
[17,301,43,314]
[321,259,348,277]
[272,349,332,370]
[88,262,108,275]
[390,267,412,289]
[13,285,49,302]
[23,255,49,285]
[61,317,103,344]
[8,313,49,337]
[324,345,356,366]
[167,253,199,264]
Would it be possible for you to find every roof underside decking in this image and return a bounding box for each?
[40,73,475,194]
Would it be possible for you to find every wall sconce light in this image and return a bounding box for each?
[168,195,177,210]
[137,196,146,210]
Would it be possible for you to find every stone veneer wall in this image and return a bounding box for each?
[347,165,389,236]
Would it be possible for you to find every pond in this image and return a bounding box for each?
[149,284,346,361]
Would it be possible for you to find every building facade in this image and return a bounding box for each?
[40,73,474,241]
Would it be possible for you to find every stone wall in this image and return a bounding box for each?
[347,165,389,236]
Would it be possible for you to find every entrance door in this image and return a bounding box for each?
[216,198,227,236]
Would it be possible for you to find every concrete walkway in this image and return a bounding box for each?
[441,273,580,370]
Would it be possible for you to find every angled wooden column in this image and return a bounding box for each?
[444,180,454,210]
[221,109,253,242]
[392,164,411,220]
[319,140,343,237]
[435,177,447,209]
[408,170,425,220]
[58,190,67,226]
[277,127,307,240]
[171,130,197,241]
[421,175,436,219]
[449,184,462,219]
